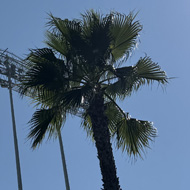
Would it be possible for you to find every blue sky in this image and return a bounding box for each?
[0,0,190,189]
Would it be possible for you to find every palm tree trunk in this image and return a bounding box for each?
[58,130,70,190]
[88,92,121,190]
[8,76,23,190]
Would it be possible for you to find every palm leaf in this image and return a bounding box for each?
[133,56,168,89]
[105,56,167,99]
[47,14,82,39]
[61,85,91,109]
[116,117,157,158]
[46,15,88,61]
[19,48,71,101]
[104,68,134,99]
[104,101,157,158]
[28,107,65,148]
[29,48,57,61]
[45,32,69,56]
[81,10,112,63]
[110,12,142,61]
[80,113,94,139]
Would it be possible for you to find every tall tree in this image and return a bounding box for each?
[20,10,167,190]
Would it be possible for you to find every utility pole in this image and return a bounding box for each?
[0,49,25,190]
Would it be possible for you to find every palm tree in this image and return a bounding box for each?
[20,10,168,190]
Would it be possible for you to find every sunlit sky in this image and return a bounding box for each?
[1,0,190,190]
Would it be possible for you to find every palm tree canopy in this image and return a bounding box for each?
[20,10,167,158]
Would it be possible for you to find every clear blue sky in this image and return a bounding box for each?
[0,0,190,189]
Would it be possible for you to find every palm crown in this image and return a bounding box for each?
[20,10,167,190]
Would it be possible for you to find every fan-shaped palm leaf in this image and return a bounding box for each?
[102,94,156,157]
[110,12,142,61]
[105,56,167,99]
[28,107,65,148]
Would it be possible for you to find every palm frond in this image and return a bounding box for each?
[46,14,88,61]
[116,117,157,158]
[45,32,69,56]
[47,14,82,38]
[28,107,64,148]
[79,10,113,67]
[104,66,134,99]
[104,101,157,158]
[133,56,168,88]
[29,48,57,61]
[61,85,91,109]
[104,56,167,99]
[19,48,70,100]
[110,12,142,61]
[80,113,94,140]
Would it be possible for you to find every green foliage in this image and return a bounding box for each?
[116,118,156,157]
[20,10,167,158]
[28,107,65,148]
[81,100,157,158]
[110,12,142,61]
[105,56,167,100]
[105,99,157,158]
